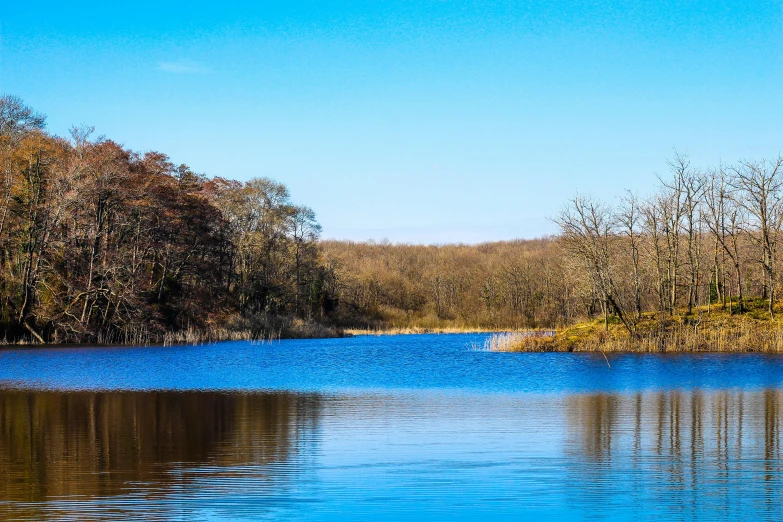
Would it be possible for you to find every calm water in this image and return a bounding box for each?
[0,334,782,520]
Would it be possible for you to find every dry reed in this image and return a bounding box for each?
[475,331,557,351]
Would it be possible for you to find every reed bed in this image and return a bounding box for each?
[162,318,343,346]
[476,330,557,351]
[162,327,259,347]
[0,316,343,348]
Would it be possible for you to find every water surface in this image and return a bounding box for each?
[0,334,781,520]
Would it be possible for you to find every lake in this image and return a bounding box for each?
[0,333,782,520]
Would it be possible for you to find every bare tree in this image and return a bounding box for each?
[554,195,635,334]
[288,205,322,317]
[704,166,745,313]
[0,95,46,140]
[681,167,705,314]
[619,191,643,320]
[658,153,689,314]
[641,195,668,318]
[732,157,783,317]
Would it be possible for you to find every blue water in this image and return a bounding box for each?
[0,334,782,520]
[2,333,783,393]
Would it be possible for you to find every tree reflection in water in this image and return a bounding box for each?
[0,391,322,519]
[566,390,783,519]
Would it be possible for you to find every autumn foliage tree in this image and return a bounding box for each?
[0,96,332,343]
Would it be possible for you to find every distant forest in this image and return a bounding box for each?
[329,153,783,335]
[1,94,782,343]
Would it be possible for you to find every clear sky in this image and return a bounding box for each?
[2,1,781,243]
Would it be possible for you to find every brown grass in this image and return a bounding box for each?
[162,317,343,346]
[486,302,783,353]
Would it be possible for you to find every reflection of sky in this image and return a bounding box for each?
[316,394,570,520]
[314,391,783,521]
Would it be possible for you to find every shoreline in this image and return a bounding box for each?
[4,307,783,354]
[484,304,783,354]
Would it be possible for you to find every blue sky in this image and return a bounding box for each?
[2,1,781,243]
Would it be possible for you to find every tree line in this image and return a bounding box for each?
[324,154,783,333]
[0,95,333,343]
[555,153,783,334]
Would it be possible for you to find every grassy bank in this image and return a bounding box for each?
[485,300,783,353]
